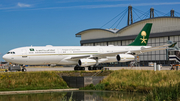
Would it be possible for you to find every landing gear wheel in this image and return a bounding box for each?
[88,66,91,70]
[88,66,93,70]
[74,65,85,70]
[22,68,27,72]
[93,67,98,70]
[74,67,78,70]
[82,67,85,70]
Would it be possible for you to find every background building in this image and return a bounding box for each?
[76,6,180,66]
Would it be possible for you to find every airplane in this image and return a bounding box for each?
[2,23,175,71]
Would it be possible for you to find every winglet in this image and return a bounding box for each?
[169,42,177,48]
[128,23,152,46]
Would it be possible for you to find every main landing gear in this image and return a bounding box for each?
[88,66,103,70]
[74,65,104,70]
[74,65,85,70]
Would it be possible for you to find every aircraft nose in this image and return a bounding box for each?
[2,54,10,61]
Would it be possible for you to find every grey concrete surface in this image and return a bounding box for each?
[26,66,173,72]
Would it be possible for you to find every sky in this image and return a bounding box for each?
[0,0,180,61]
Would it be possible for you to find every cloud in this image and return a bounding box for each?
[17,2,31,7]
[28,2,180,10]
[77,2,180,9]
[0,2,180,11]
[0,3,31,10]
[57,0,128,3]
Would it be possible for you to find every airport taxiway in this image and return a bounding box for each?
[26,66,172,71]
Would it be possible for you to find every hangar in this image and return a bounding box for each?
[76,7,180,66]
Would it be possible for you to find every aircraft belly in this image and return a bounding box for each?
[28,55,62,65]
[57,61,77,65]
[58,56,77,65]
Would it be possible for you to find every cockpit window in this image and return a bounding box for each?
[7,52,15,54]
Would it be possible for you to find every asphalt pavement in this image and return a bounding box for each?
[25,66,173,72]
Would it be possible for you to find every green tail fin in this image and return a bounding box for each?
[128,23,152,46]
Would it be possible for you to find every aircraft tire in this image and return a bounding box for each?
[74,67,78,70]
[88,67,91,70]
[74,65,80,70]
[93,67,98,70]
[82,67,85,70]
[91,67,93,70]
[9,67,12,71]
[22,68,27,72]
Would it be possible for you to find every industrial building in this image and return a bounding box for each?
[76,6,180,66]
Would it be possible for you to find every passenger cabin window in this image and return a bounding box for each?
[7,52,15,54]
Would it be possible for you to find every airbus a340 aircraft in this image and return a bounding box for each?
[3,23,175,71]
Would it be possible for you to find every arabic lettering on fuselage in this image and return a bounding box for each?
[62,49,80,51]
[36,49,55,51]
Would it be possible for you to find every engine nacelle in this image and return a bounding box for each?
[116,54,135,62]
[78,59,96,67]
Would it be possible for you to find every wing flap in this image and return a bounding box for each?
[69,51,128,60]
[70,55,90,60]
[91,51,127,58]
[132,44,171,54]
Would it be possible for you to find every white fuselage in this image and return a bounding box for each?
[3,45,151,65]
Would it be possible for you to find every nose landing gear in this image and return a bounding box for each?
[22,66,27,72]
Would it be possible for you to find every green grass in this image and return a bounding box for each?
[100,69,180,92]
[0,70,111,91]
[0,71,69,91]
[2,69,180,100]
[81,69,180,91]
[80,69,180,100]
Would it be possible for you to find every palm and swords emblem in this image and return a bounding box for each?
[140,31,147,43]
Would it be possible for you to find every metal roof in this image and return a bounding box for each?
[76,17,180,37]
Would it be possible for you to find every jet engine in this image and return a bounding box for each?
[116,54,135,62]
[78,59,96,67]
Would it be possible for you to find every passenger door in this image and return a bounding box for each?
[21,49,27,58]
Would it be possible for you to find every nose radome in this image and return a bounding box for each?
[2,54,6,60]
[2,54,9,60]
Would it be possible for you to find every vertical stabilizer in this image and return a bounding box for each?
[128,23,152,46]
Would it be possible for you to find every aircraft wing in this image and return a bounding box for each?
[70,51,127,60]
[90,51,128,59]
[131,43,172,54]
[70,55,91,60]
[70,43,175,60]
